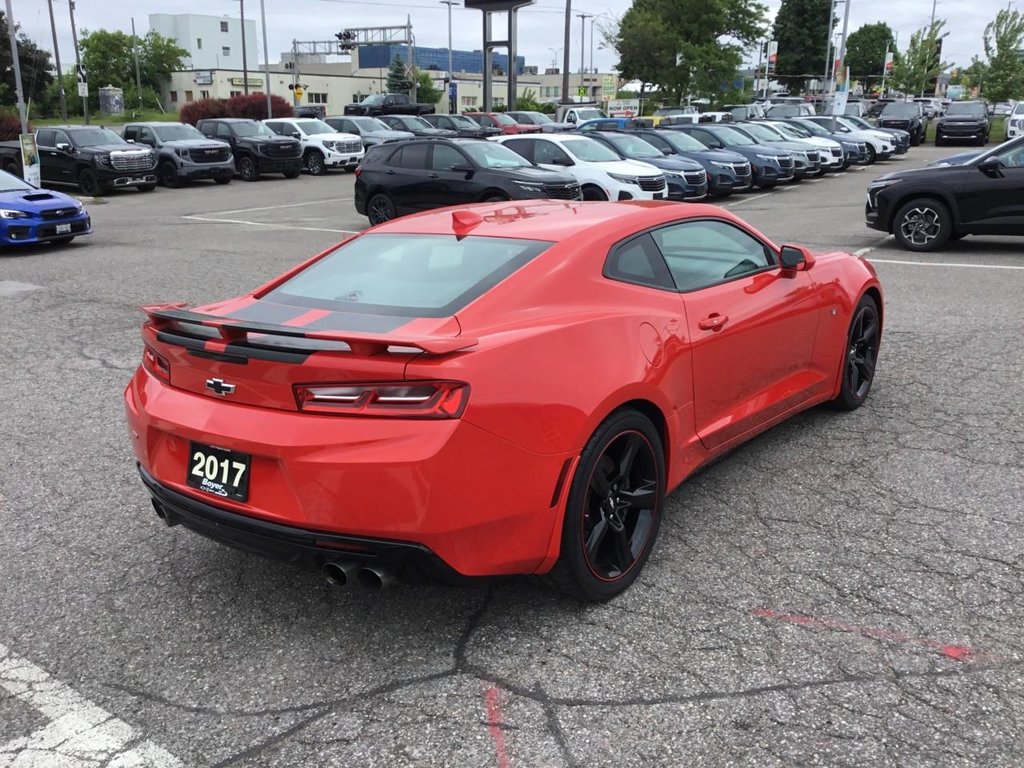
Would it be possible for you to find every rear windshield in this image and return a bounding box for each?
[945,102,986,117]
[881,103,918,117]
[265,234,552,317]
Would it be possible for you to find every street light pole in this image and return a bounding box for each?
[239,0,249,94]
[46,0,67,120]
[440,0,458,113]
[259,0,271,116]
[68,0,88,123]
[560,0,571,103]
[822,0,837,94]
[577,12,592,96]
[3,0,27,133]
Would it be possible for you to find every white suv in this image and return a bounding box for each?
[263,117,364,175]
[1008,102,1024,139]
[494,134,667,201]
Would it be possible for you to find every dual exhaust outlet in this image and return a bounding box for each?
[322,560,396,591]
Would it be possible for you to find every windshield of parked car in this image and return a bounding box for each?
[560,138,621,162]
[70,128,125,147]
[766,105,801,118]
[793,119,828,137]
[448,115,482,128]
[657,130,709,151]
[529,112,553,123]
[842,116,871,130]
[607,134,661,158]
[574,109,605,121]
[399,116,432,130]
[460,141,531,168]
[945,102,986,117]
[232,121,275,137]
[491,113,517,126]
[265,234,552,317]
[773,122,810,139]
[152,124,206,141]
[709,126,756,146]
[295,119,336,135]
[0,169,34,192]
[881,103,919,117]
[360,95,384,106]
[348,116,389,131]
[737,123,782,142]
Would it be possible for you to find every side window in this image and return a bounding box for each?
[692,129,718,148]
[534,141,571,165]
[341,119,357,133]
[53,130,71,148]
[651,219,775,292]
[139,127,156,145]
[123,126,138,141]
[265,122,285,135]
[604,233,675,291]
[995,143,1024,168]
[431,144,465,171]
[641,133,669,152]
[36,129,56,147]
[477,115,496,127]
[215,123,233,140]
[389,143,429,170]
[501,139,533,162]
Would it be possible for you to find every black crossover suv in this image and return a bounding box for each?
[354,138,582,224]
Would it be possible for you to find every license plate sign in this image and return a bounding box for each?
[187,442,251,501]
[56,223,72,234]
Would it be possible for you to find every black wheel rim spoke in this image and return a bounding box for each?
[585,517,610,561]
[846,306,879,399]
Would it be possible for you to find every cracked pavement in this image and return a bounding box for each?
[0,145,1021,766]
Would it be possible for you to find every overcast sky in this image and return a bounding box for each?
[17,0,991,80]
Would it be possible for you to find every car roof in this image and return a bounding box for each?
[366,200,753,242]
[49,124,116,131]
[199,117,254,123]
[500,133,593,144]
[124,121,187,127]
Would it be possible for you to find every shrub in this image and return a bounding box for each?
[224,94,294,120]
[179,98,228,125]
[0,115,29,141]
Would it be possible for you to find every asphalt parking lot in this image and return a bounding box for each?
[2,146,1023,767]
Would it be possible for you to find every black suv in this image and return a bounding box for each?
[422,114,501,138]
[877,102,927,146]
[866,136,1024,251]
[34,125,157,195]
[195,118,303,180]
[354,138,581,224]
[123,121,235,187]
[935,101,990,146]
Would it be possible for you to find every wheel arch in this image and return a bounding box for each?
[477,188,510,202]
[886,190,960,233]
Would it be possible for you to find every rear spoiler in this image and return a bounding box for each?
[142,305,478,356]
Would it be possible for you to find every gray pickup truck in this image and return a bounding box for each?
[122,122,235,187]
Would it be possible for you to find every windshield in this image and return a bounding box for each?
[767,105,801,117]
[0,169,34,191]
[574,109,605,121]
[561,138,621,162]
[449,115,481,128]
[461,141,530,169]
[609,135,661,158]
[530,113,553,123]
[774,122,808,139]
[153,124,206,141]
[265,234,551,317]
[794,120,828,137]
[658,130,709,152]
[361,95,384,106]
[233,121,275,137]
[881,103,919,117]
[400,116,432,130]
[1013,103,1024,115]
[351,116,389,131]
[945,102,986,117]
[70,127,125,147]
[295,119,336,135]
[738,123,782,142]
[843,116,870,130]
[711,126,756,146]
[493,113,517,126]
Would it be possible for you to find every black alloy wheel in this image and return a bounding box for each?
[893,197,951,252]
[238,156,259,181]
[544,409,665,601]
[367,193,396,225]
[482,193,509,202]
[832,295,881,411]
[158,161,181,188]
[306,149,327,176]
[77,168,103,196]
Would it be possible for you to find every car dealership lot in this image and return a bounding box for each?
[2,148,1022,766]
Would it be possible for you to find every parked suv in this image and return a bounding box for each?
[579,131,709,200]
[877,102,927,145]
[196,118,303,181]
[934,101,990,146]
[30,125,157,195]
[464,112,541,135]
[123,121,234,187]
[622,127,753,196]
[422,113,501,138]
[662,123,795,188]
[263,117,364,175]
[866,135,1024,251]
[354,138,581,224]
[324,115,414,147]
[1008,102,1024,139]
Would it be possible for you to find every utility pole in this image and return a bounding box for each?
[588,16,595,75]
[239,0,249,94]
[441,0,457,113]
[577,12,591,97]
[830,0,852,132]
[822,0,837,94]
[131,17,143,110]
[3,0,27,133]
[68,0,88,123]
[407,15,416,102]
[560,0,571,103]
[46,0,67,120]
[755,40,764,99]
[259,0,271,117]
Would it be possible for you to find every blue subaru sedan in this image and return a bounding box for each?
[0,170,92,246]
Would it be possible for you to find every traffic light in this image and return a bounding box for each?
[335,30,356,52]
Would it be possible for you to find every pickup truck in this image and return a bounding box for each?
[195,118,304,181]
[122,121,235,187]
[554,104,608,126]
[0,125,158,195]
[343,93,436,117]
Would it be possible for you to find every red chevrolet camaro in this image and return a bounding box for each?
[125,200,882,601]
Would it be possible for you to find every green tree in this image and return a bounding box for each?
[386,55,412,94]
[772,0,834,81]
[981,8,1024,102]
[888,20,949,96]
[415,71,443,105]
[79,28,186,110]
[613,0,766,103]
[0,12,54,108]
[844,22,896,81]
[515,88,542,111]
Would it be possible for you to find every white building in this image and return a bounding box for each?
[149,13,259,72]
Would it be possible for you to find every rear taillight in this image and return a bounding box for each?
[143,345,170,384]
[294,381,469,419]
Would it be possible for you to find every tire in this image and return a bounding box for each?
[214,176,232,185]
[864,143,877,164]
[543,409,665,602]
[893,197,952,252]
[77,168,104,196]
[910,132,921,147]
[482,193,509,202]
[137,183,157,193]
[366,193,396,225]
[305,149,327,176]
[582,185,608,201]
[51,236,74,245]
[237,155,259,182]
[158,161,181,188]
[283,168,301,179]
[830,294,881,411]
[934,136,944,147]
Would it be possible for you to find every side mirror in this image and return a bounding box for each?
[978,156,1003,176]
[779,244,815,271]
[551,156,574,166]
[450,162,474,174]
[661,148,672,155]
[290,131,301,139]
[56,142,72,152]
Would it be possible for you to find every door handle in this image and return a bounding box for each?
[698,313,729,331]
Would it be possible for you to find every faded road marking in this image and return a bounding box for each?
[0,642,184,767]
[181,214,355,235]
[868,257,1024,271]
[483,684,510,768]
[199,197,354,216]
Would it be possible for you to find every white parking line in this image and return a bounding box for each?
[0,642,184,767]
[182,214,355,235]
[725,192,773,208]
[869,257,1024,271]
[205,197,353,216]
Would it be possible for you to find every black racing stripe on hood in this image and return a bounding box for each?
[300,312,411,333]
[229,302,310,325]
